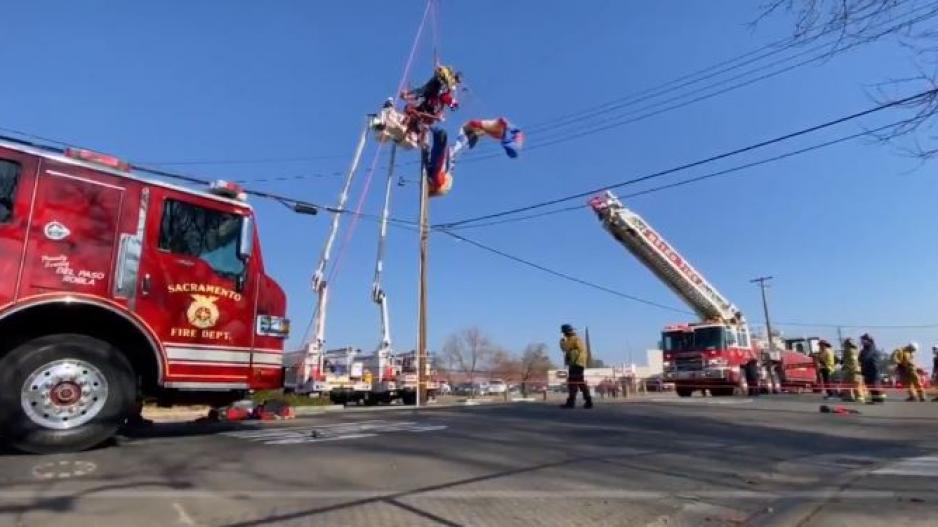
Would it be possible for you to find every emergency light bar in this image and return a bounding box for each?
[209,180,247,201]
[65,148,130,171]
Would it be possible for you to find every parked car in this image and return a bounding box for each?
[644,374,675,392]
[454,383,475,396]
[487,379,508,394]
[438,382,452,395]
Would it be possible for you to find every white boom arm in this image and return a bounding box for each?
[301,120,369,384]
[589,191,744,324]
[371,145,396,381]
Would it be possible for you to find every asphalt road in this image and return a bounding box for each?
[2,394,938,526]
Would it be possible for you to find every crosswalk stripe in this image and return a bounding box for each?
[872,456,938,477]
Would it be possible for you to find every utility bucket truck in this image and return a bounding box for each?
[588,191,816,397]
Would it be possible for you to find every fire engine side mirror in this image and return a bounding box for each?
[238,216,254,261]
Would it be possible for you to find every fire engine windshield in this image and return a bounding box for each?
[159,199,246,280]
[662,331,691,352]
[0,160,19,223]
[693,326,725,350]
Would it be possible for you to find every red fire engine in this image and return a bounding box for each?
[0,137,291,453]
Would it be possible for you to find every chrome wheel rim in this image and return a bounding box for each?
[21,359,108,430]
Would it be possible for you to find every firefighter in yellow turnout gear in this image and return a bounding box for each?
[893,342,925,402]
[559,324,593,409]
[840,338,866,402]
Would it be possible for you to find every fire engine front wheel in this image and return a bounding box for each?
[0,334,136,454]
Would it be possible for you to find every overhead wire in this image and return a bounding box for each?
[435,87,938,229]
[431,227,938,331]
[519,0,920,135]
[440,117,916,231]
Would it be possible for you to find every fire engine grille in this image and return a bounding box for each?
[674,355,703,371]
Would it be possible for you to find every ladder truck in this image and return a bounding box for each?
[589,191,816,396]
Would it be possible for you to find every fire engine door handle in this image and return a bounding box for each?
[142,273,151,295]
[175,259,195,267]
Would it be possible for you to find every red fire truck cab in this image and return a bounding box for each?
[0,138,290,453]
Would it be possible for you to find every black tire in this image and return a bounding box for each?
[0,334,136,454]
[401,391,417,405]
[675,386,694,398]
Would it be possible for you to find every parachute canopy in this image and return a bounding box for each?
[457,118,525,158]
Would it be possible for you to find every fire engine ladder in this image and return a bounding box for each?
[371,144,397,383]
[299,119,370,388]
[588,190,744,324]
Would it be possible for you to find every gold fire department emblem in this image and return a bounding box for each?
[186,294,220,329]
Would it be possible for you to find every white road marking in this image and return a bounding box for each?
[221,419,447,445]
[172,502,199,527]
[649,398,754,405]
[32,460,97,480]
[872,456,938,477]
[0,489,906,500]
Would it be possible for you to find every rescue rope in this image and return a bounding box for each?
[327,0,433,284]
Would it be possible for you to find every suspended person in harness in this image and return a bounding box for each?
[401,65,461,137]
[370,65,461,149]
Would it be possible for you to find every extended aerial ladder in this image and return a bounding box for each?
[588,191,744,325]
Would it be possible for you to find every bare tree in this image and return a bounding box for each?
[440,327,497,385]
[758,0,938,156]
[489,348,519,381]
[518,343,556,397]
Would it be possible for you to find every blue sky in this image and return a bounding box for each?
[2,1,937,368]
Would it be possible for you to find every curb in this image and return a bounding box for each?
[293,405,345,416]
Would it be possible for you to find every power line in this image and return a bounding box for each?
[438,230,693,315]
[137,155,349,166]
[435,87,938,229]
[520,0,920,135]
[441,118,912,231]
[442,0,936,164]
[434,228,938,331]
[518,1,938,145]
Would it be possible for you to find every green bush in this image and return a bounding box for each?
[250,390,332,407]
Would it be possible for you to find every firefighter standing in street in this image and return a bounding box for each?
[859,333,884,403]
[559,324,593,409]
[840,338,866,403]
[893,342,925,402]
[817,340,836,399]
[932,345,938,402]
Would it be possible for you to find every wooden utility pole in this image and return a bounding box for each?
[416,161,430,407]
[750,276,776,351]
